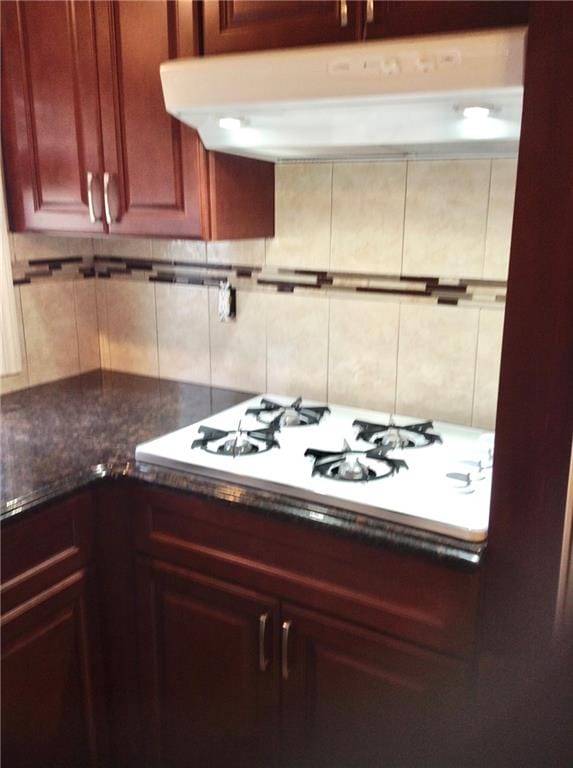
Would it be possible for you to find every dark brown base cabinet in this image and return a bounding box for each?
[1,493,106,768]
[1,484,480,767]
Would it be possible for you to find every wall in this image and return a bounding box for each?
[0,158,517,430]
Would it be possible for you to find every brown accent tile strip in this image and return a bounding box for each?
[11,253,507,307]
[28,256,84,266]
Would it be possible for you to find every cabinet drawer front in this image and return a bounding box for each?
[1,492,95,613]
[133,486,480,658]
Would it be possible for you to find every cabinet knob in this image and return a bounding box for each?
[281,620,292,680]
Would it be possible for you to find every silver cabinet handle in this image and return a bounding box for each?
[281,620,292,680]
[259,613,270,672]
[86,171,101,223]
[340,0,348,27]
[103,171,116,225]
[366,0,374,23]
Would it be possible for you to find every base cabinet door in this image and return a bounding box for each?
[280,602,471,768]
[1,569,105,768]
[136,557,280,768]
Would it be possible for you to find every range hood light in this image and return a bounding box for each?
[218,116,245,130]
[462,105,493,120]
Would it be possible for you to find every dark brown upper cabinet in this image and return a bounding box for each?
[202,0,528,55]
[202,1,363,55]
[363,1,529,41]
[1,0,274,239]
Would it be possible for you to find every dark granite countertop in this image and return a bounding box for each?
[0,371,485,567]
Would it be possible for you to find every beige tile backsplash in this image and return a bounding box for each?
[403,160,491,278]
[483,159,518,280]
[101,280,158,377]
[208,288,267,393]
[396,304,480,425]
[20,281,82,387]
[328,295,399,412]
[267,293,329,401]
[266,163,332,270]
[331,162,407,274]
[156,283,210,385]
[2,157,516,429]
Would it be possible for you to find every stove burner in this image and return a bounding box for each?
[246,397,330,428]
[305,440,408,482]
[353,418,442,449]
[192,424,279,457]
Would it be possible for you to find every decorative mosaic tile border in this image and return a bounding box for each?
[11,255,95,285]
[11,253,506,307]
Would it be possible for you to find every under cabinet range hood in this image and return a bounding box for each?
[160,28,526,162]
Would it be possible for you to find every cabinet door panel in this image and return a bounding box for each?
[136,557,279,768]
[281,602,471,768]
[1,1,104,232]
[95,0,208,237]
[1,570,105,768]
[203,0,362,55]
[366,1,528,39]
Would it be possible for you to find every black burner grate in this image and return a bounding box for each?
[192,425,279,457]
[246,397,330,428]
[353,419,442,449]
[305,442,408,482]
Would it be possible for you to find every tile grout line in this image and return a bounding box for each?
[393,303,402,415]
[482,159,494,279]
[469,309,482,428]
[15,286,30,388]
[72,280,83,375]
[152,283,160,380]
[400,161,409,275]
[206,285,213,388]
[328,162,334,272]
[263,290,268,392]
[325,295,331,403]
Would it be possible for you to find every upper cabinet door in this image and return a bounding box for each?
[1,1,105,233]
[94,0,209,238]
[202,0,362,55]
[364,1,529,40]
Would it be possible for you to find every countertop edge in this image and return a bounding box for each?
[1,459,485,568]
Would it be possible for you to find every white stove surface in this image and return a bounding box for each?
[135,395,492,542]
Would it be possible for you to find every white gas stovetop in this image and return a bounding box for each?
[135,395,493,542]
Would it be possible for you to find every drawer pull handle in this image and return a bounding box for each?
[366,0,374,23]
[86,171,101,223]
[103,171,117,224]
[282,620,292,680]
[340,0,348,27]
[259,612,270,672]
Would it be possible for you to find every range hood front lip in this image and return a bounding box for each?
[161,26,526,109]
[161,27,526,162]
